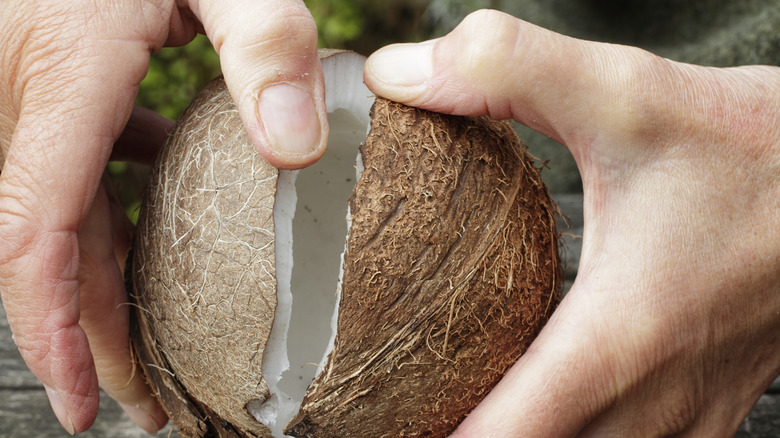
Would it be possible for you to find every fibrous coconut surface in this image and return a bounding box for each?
[129,51,561,438]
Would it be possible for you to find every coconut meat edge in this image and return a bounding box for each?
[248,52,374,438]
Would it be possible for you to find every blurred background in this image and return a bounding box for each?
[110,0,780,222]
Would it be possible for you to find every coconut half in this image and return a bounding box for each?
[129,50,561,438]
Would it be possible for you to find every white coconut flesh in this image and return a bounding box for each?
[248,51,373,437]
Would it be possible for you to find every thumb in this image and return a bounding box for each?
[189,0,327,170]
[364,9,647,149]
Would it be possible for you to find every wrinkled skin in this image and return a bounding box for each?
[364,10,780,437]
[0,0,327,434]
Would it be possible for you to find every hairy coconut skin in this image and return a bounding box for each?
[285,99,560,437]
[130,75,561,438]
[130,77,277,438]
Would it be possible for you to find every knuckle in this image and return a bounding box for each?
[461,8,511,29]
[212,5,320,109]
[209,4,319,103]
[452,10,521,98]
[13,329,54,368]
[0,186,81,322]
[211,4,317,58]
[257,8,318,52]
[458,10,519,65]
[15,322,96,400]
[0,188,39,267]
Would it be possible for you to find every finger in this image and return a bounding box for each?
[187,0,327,169]
[364,9,662,149]
[0,86,133,432]
[76,177,168,434]
[0,3,168,432]
[111,106,174,165]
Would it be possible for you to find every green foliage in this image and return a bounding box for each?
[306,0,433,55]
[135,34,221,120]
[307,0,365,48]
[107,160,149,225]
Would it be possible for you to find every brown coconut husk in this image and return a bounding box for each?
[285,99,561,437]
[128,69,561,438]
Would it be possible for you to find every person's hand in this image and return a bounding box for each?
[365,10,780,437]
[0,0,327,434]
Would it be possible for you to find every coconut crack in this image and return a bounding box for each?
[247,52,374,438]
[130,50,561,438]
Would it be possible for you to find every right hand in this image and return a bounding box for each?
[365,9,780,437]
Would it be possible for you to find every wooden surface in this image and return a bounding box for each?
[0,194,777,437]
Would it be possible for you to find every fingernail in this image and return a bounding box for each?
[121,401,168,434]
[367,41,435,86]
[258,84,322,156]
[44,385,75,435]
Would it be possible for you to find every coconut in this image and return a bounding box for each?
[128,50,561,438]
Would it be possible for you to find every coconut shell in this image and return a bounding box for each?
[129,75,561,438]
[129,77,277,437]
[284,99,560,437]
